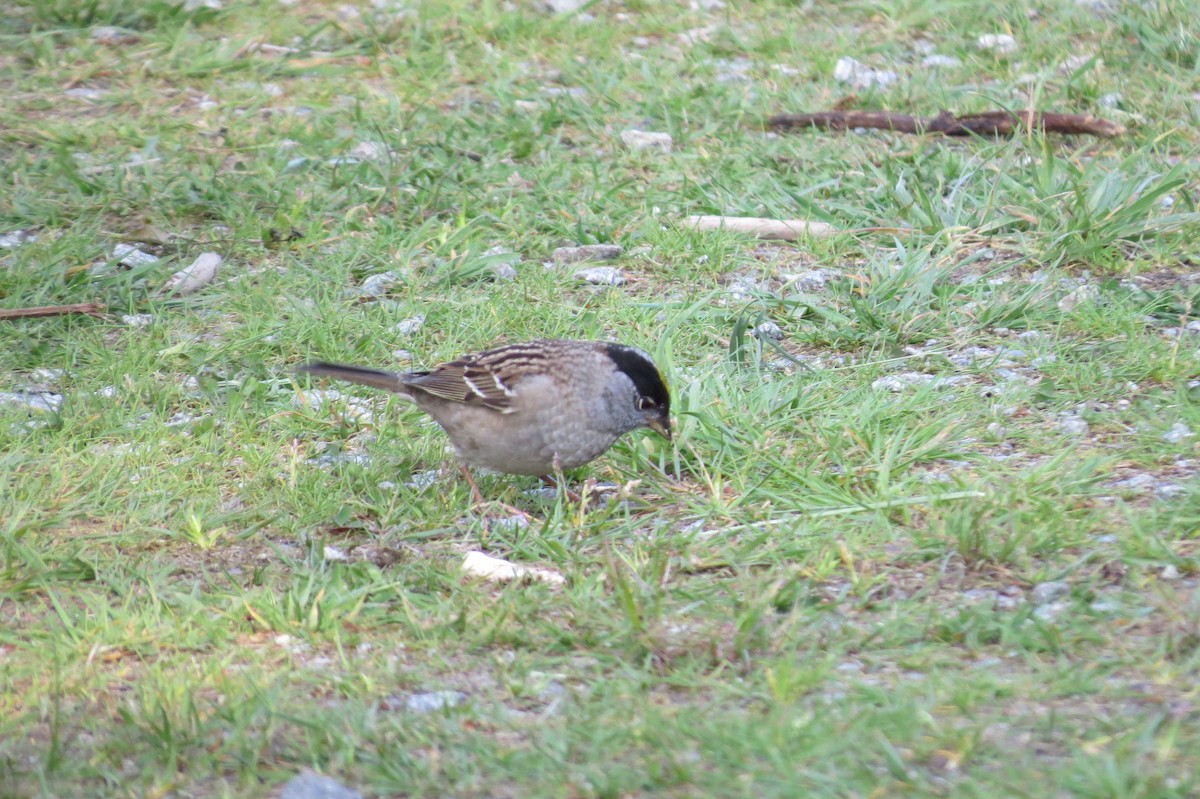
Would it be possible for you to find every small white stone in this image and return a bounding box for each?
[782,269,827,292]
[392,315,425,335]
[620,129,673,152]
[833,57,899,89]
[1162,564,1182,580]
[872,372,935,392]
[574,266,627,286]
[1033,601,1067,622]
[1032,580,1070,605]
[921,54,962,69]
[112,243,159,268]
[750,321,784,340]
[405,690,466,713]
[0,230,35,248]
[1164,422,1194,444]
[120,313,154,328]
[359,270,405,297]
[405,469,439,490]
[1059,417,1089,436]
[0,392,63,414]
[977,33,1018,53]
[323,545,348,561]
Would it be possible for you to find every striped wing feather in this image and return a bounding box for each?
[401,343,559,412]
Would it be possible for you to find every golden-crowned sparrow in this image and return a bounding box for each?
[298,339,671,477]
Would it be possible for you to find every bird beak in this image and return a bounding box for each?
[647,416,673,441]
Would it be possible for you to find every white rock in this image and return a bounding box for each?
[323,545,348,562]
[392,315,425,335]
[620,129,673,152]
[750,321,783,340]
[120,314,155,328]
[112,243,159,268]
[783,269,827,292]
[922,54,962,68]
[977,33,1018,53]
[1033,601,1067,622]
[833,57,899,89]
[1032,580,1070,605]
[405,690,466,713]
[1164,422,1194,444]
[574,266,627,286]
[0,230,35,248]
[872,372,935,392]
[1059,417,1089,436]
[162,252,221,296]
[405,469,439,490]
[0,392,63,414]
[359,270,405,297]
[461,551,565,586]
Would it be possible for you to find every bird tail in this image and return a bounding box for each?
[297,362,409,393]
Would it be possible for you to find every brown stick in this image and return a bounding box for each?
[0,302,107,321]
[767,109,1125,138]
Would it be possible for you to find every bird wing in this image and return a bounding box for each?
[401,348,526,412]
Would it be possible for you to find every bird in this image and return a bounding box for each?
[297,339,672,497]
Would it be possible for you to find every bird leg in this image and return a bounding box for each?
[459,463,487,506]
[539,470,584,504]
[460,463,533,527]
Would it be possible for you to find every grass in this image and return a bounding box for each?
[2,0,1200,796]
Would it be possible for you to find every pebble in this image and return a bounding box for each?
[871,372,934,392]
[405,469,439,490]
[392,315,425,335]
[750,321,783,340]
[1032,580,1070,605]
[962,589,998,606]
[574,266,626,286]
[1162,564,1182,580]
[111,243,159,268]
[1034,601,1068,622]
[280,771,363,799]
[833,57,899,89]
[977,33,1018,54]
[620,130,673,152]
[1059,417,1089,436]
[0,230,35,248]
[1164,422,1194,444]
[921,54,962,69]
[783,269,827,292]
[359,270,405,297]
[0,392,64,414]
[405,690,467,713]
[1113,473,1155,491]
[552,244,623,265]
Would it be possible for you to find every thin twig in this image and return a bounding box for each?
[768,109,1124,138]
[0,302,107,321]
